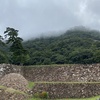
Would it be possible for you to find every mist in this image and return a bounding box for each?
[0,0,100,40]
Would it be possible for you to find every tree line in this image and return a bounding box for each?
[0,27,100,65]
[23,28,100,65]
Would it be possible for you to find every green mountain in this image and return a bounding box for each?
[23,27,100,65]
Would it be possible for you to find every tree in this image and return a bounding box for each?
[0,35,8,63]
[4,27,18,43]
[4,27,30,65]
[68,49,93,64]
[0,50,8,63]
[93,50,100,63]
[0,35,5,46]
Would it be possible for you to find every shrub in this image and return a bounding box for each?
[39,91,48,99]
[34,91,48,99]
[34,92,40,98]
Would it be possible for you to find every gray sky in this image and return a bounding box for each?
[0,0,100,40]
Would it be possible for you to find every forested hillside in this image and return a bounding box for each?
[23,27,100,65]
[0,27,100,65]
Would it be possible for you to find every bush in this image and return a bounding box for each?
[39,91,48,99]
[34,92,39,98]
[34,91,48,99]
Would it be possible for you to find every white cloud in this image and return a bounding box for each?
[0,0,100,39]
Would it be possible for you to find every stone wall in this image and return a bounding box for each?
[0,64,100,82]
[0,87,29,100]
[22,64,100,82]
[0,64,21,79]
[32,83,100,99]
[0,64,100,99]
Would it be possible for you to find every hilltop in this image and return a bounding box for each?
[23,27,100,65]
[0,26,100,65]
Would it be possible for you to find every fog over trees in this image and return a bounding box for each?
[0,26,100,65]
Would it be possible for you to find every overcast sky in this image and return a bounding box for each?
[0,0,100,40]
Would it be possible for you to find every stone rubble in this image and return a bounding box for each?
[0,87,28,100]
[0,64,100,99]
[0,64,21,79]
[32,83,100,99]
[0,73,29,93]
[23,64,100,82]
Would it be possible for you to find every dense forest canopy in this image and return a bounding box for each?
[23,27,100,65]
[0,26,100,65]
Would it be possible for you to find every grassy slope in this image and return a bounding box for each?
[0,85,28,95]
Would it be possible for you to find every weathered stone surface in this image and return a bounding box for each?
[0,87,29,100]
[23,64,100,82]
[32,83,100,99]
[0,64,100,99]
[0,64,21,79]
[0,73,29,93]
[0,64,100,82]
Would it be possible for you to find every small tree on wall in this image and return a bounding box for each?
[4,27,30,65]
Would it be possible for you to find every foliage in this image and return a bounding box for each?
[28,95,100,100]
[4,27,30,65]
[28,82,35,89]
[23,28,100,65]
[0,35,5,46]
[1,27,100,65]
[0,35,8,63]
[0,50,8,63]
[33,92,40,98]
[33,91,48,99]
[39,91,48,99]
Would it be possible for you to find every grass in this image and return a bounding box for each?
[22,64,77,68]
[27,98,41,100]
[33,81,100,84]
[0,85,6,89]
[28,81,35,89]
[0,85,28,95]
[27,95,100,100]
[63,95,100,100]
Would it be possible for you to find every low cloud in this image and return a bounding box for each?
[0,0,100,40]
